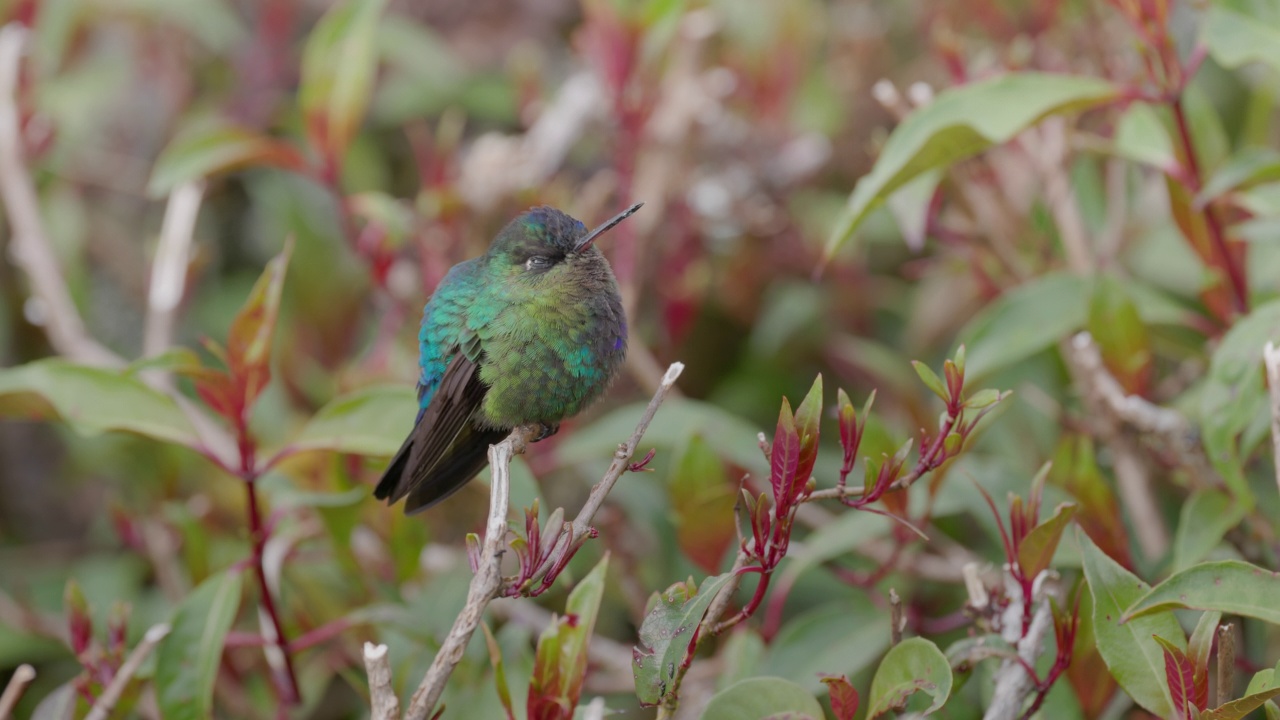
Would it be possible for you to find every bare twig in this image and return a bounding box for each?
[404,426,531,720]
[143,181,204,357]
[363,642,400,720]
[889,588,904,646]
[0,664,35,720]
[984,570,1057,720]
[1024,119,1093,274]
[0,24,115,365]
[1216,623,1235,707]
[1263,342,1280,499]
[84,624,171,720]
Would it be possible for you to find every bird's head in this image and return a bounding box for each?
[487,203,642,281]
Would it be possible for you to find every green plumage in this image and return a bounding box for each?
[374,205,637,514]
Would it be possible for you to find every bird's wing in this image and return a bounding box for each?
[373,330,504,513]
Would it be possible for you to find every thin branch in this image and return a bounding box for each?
[559,362,685,565]
[1263,342,1280,500]
[1065,329,1215,486]
[403,426,532,720]
[0,24,115,365]
[363,642,400,720]
[143,180,204,357]
[83,624,171,720]
[889,588,904,646]
[1216,623,1235,707]
[0,664,35,719]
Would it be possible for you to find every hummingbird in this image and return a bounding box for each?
[374,203,642,514]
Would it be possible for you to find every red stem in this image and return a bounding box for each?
[1169,88,1247,315]
[238,418,301,705]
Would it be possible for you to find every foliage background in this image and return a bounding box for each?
[1,0,1280,718]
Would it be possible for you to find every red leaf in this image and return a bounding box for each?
[1154,635,1197,720]
[770,397,800,515]
[820,675,860,720]
[226,241,293,411]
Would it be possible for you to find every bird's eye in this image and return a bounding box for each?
[525,256,553,271]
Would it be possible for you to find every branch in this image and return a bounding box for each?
[1263,342,1280,500]
[403,426,533,720]
[984,570,1057,720]
[84,623,171,720]
[1216,623,1235,707]
[547,362,685,575]
[363,642,400,720]
[400,361,684,720]
[0,24,115,365]
[0,664,35,719]
[143,180,204,358]
[0,23,239,469]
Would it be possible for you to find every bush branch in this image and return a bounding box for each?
[984,570,1056,720]
[0,664,35,719]
[1262,342,1280,500]
[0,24,116,366]
[403,425,532,720]
[84,624,170,720]
[143,181,204,358]
[363,642,400,720]
[401,361,683,720]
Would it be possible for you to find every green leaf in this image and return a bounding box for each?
[824,73,1120,259]
[701,677,826,720]
[1200,299,1280,498]
[633,573,734,705]
[1088,275,1152,395]
[791,374,823,497]
[1017,502,1078,580]
[1173,490,1246,571]
[1078,528,1183,718]
[299,0,389,163]
[1187,610,1223,683]
[154,568,243,720]
[760,597,891,692]
[1111,102,1177,171]
[669,436,735,573]
[1204,0,1280,77]
[284,385,416,457]
[528,556,609,717]
[1199,148,1280,203]
[0,359,201,448]
[1203,688,1280,720]
[912,361,948,401]
[960,272,1089,379]
[1123,560,1280,625]
[147,118,305,197]
[866,637,952,717]
[885,169,942,251]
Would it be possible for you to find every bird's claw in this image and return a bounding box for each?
[533,423,560,442]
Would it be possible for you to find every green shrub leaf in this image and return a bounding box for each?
[154,568,243,720]
[866,637,952,717]
[824,73,1119,260]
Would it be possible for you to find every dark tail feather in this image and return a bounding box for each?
[403,425,506,514]
[373,434,415,501]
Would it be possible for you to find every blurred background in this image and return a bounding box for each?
[1,0,1279,717]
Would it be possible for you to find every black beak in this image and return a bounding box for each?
[573,202,643,252]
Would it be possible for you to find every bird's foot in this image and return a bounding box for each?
[532,422,560,442]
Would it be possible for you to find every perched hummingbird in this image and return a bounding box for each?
[374,203,642,514]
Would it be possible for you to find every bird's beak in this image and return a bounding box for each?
[574,202,644,252]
